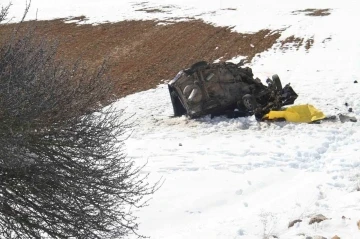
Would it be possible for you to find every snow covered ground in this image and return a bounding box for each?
[7,0,360,238]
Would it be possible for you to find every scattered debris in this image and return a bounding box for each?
[338,114,357,123]
[288,219,302,228]
[309,214,328,225]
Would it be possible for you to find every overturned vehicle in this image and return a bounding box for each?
[168,61,298,120]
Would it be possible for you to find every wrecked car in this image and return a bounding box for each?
[168,61,298,120]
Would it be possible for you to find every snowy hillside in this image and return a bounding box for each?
[7,0,360,238]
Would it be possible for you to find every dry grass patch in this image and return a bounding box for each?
[135,8,167,13]
[67,15,88,22]
[280,35,314,51]
[305,38,314,51]
[293,8,331,17]
[221,8,237,11]
[281,35,304,50]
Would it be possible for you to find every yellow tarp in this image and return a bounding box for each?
[263,104,326,123]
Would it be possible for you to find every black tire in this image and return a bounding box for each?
[272,74,282,92]
[242,94,257,111]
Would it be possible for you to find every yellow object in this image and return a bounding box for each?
[264,104,326,123]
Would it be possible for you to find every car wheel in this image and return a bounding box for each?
[242,94,257,111]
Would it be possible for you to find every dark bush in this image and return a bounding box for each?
[0,5,157,239]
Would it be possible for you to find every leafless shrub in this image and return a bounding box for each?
[0,3,12,23]
[260,211,278,239]
[0,5,158,239]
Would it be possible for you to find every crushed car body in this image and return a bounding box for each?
[168,61,298,120]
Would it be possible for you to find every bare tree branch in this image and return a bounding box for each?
[0,3,12,23]
[20,0,31,23]
[0,4,159,238]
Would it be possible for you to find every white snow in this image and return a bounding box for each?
[5,0,360,238]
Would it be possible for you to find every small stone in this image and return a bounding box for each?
[309,214,328,225]
[179,143,182,146]
[332,235,340,239]
[348,108,353,112]
[345,102,348,107]
[288,219,302,228]
[237,229,244,236]
[354,80,358,83]
[357,220,360,230]
[342,215,346,219]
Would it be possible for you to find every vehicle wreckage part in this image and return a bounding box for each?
[206,73,215,81]
[242,94,258,111]
[339,114,357,123]
[272,74,282,92]
[168,85,187,116]
[281,84,298,105]
[188,87,202,103]
[168,61,298,119]
[191,61,208,70]
[183,85,193,97]
[183,85,202,103]
[184,61,208,74]
[263,104,325,123]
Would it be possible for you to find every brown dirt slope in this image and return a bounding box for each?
[0,19,281,97]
